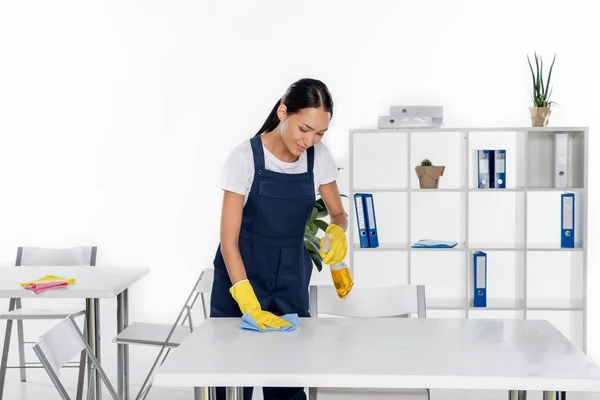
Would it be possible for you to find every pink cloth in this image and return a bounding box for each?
[24,281,69,294]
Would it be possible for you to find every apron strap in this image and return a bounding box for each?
[250,135,265,171]
[250,134,315,172]
[307,146,314,172]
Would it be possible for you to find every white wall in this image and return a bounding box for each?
[1,0,599,385]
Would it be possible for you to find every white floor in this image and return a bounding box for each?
[3,368,600,400]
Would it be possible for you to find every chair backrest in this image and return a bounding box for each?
[16,246,97,266]
[194,268,214,294]
[317,284,426,318]
[35,317,86,375]
[33,316,119,400]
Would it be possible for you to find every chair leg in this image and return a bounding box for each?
[0,299,16,400]
[76,314,88,400]
[15,299,26,383]
[75,349,86,400]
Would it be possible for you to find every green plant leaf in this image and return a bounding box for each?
[306,221,319,235]
[314,219,329,233]
[535,53,541,98]
[304,234,321,254]
[545,54,556,100]
[539,57,545,97]
[306,247,322,272]
[315,197,327,212]
[528,55,537,104]
[308,207,317,224]
[316,211,329,219]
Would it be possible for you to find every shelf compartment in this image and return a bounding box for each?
[410,251,466,306]
[410,130,466,190]
[353,251,408,286]
[352,131,408,190]
[527,130,585,189]
[526,251,584,310]
[526,190,585,249]
[350,192,408,250]
[467,251,525,309]
[468,191,525,248]
[410,191,464,247]
[468,130,526,189]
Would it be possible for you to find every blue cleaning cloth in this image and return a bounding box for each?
[412,239,458,248]
[240,312,300,332]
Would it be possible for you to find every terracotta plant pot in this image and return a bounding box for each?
[415,166,445,189]
[530,107,551,127]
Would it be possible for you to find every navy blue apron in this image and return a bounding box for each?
[210,135,315,400]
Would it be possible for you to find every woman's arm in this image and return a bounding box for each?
[318,180,348,231]
[219,190,248,284]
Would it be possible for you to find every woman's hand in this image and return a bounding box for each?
[320,223,348,264]
[318,181,348,264]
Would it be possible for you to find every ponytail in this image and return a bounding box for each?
[254,78,334,137]
[254,99,282,137]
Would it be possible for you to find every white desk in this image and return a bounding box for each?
[152,318,600,399]
[0,266,149,400]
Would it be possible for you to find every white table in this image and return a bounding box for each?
[0,266,149,400]
[152,317,600,400]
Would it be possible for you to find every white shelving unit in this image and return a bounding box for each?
[348,126,589,352]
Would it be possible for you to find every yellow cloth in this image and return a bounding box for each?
[20,275,77,287]
[319,224,348,265]
[229,279,292,330]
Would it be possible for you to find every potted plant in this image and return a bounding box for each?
[415,159,445,189]
[304,174,348,271]
[527,52,556,127]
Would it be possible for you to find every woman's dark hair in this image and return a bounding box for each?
[254,78,334,136]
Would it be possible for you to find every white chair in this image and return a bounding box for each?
[33,315,119,400]
[113,268,214,400]
[311,284,430,400]
[0,246,96,400]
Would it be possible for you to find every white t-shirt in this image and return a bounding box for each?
[219,137,339,206]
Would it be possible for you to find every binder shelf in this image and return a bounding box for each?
[348,126,588,352]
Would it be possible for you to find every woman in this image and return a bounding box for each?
[210,78,349,400]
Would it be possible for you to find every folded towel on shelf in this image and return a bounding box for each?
[240,313,300,332]
[23,281,70,294]
[411,239,458,248]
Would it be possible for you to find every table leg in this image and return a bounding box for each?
[509,390,526,400]
[226,387,243,400]
[0,299,16,400]
[93,298,102,400]
[86,299,96,400]
[542,392,566,400]
[15,299,26,383]
[117,289,130,400]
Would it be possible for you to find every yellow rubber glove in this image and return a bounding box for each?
[319,224,347,265]
[229,280,292,330]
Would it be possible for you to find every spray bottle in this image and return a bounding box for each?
[321,233,354,299]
